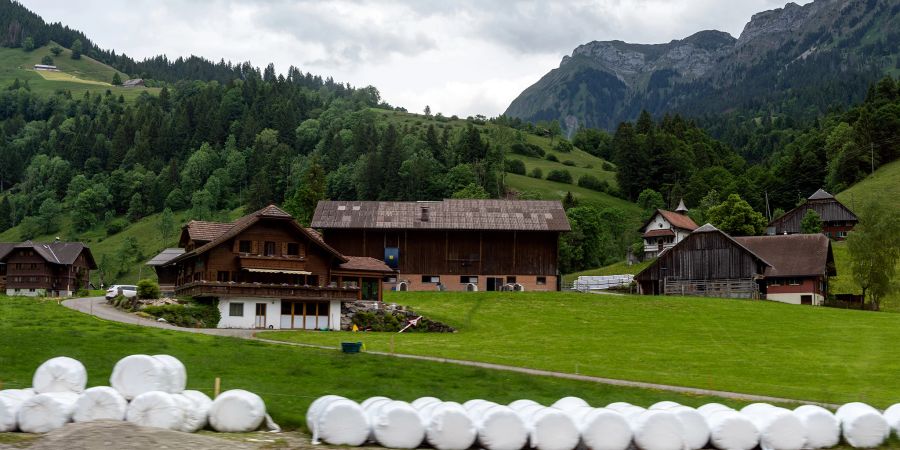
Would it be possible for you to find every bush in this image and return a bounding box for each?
[510,143,545,158]
[578,175,611,192]
[504,159,526,175]
[602,161,615,171]
[545,153,559,162]
[137,279,161,299]
[528,168,544,179]
[546,169,573,184]
[562,160,576,166]
[554,140,573,153]
[41,55,54,66]
[105,219,128,236]
[142,301,221,328]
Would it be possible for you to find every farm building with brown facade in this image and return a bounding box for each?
[310,199,570,292]
[0,241,96,297]
[635,224,835,305]
[767,189,858,240]
[147,205,393,330]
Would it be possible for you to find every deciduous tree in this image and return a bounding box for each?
[706,193,767,236]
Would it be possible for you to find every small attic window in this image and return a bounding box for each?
[337,205,347,211]
[352,205,361,211]
[544,213,552,219]
[658,224,663,228]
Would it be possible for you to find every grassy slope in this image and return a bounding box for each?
[261,291,900,407]
[564,259,654,283]
[0,296,744,431]
[0,43,158,100]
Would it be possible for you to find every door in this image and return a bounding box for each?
[801,295,813,305]
[486,277,503,291]
[255,303,267,328]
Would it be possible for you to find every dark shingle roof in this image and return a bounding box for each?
[733,234,835,277]
[185,221,234,242]
[808,189,834,200]
[0,243,15,260]
[0,241,96,268]
[146,248,186,266]
[337,256,394,273]
[310,200,571,231]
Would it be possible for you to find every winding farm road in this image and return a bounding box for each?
[62,297,836,407]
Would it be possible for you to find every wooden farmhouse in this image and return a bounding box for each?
[147,205,393,330]
[639,199,699,259]
[767,189,858,240]
[0,241,96,297]
[310,199,571,292]
[635,224,836,305]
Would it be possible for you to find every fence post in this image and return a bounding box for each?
[214,377,221,398]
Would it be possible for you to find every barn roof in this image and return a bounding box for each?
[641,209,699,233]
[0,243,15,260]
[769,189,857,228]
[0,241,96,268]
[733,234,835,277]
[311,200,571,231]
[337,256,394,273]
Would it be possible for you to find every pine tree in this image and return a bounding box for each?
[112,72,122,86]
[0,196,12,231]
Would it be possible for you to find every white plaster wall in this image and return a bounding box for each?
[6,288,46,297]
[643,214,670,233]
[767,293,824,306]
[217,297,281,329]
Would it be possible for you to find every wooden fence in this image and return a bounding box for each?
[663,277,759,299]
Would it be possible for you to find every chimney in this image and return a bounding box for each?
[420,206,430,222]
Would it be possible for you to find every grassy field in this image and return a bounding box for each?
[505,173,640,213]
[835,158,899,215]
[261,291,900,407]
[0,296,746,431]
[563,259,653,283]
[0,43,158,101]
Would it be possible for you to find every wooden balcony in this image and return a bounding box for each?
[238,255,307,271]
[175,280,359,301]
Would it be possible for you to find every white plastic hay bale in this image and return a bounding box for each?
[170,394,206,433]
[73,386,127,423]
[17,392,79,433]
[411,396,441,410]
[551,397,590,413]
[627,409,684,450]
[110,354,168,400]
[509,399,541,411]
[650,401,682,410]
[883,403,900,438]
[32,357,87,394]
[0,389,35,432]
[521,407,580,450]
[574,407,633,450]
[126,391,183,430]
[152,354,187,393]
[606,402,635,411]
[308,395,346,435]
[698,403,734,417]
[313,398,369,446]
[473,404,529,450]
[740,404,806,450]
[835,402,889,448]
[422,401,477,450]
[368,400,425,449]
[208,389,267,432]
[794,405,840,449]
[668,406,710,450]
[181,390,212,432]
[361,396,391,409]
[463,398,489,410]
[704,409,760,450]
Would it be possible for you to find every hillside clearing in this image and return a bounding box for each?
[34,69,111,86]
[261,291,900,407]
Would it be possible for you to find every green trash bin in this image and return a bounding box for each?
[341,342,363,353]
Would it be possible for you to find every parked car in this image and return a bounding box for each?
[105,285,138,299]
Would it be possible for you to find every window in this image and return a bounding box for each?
[217,271,231,282]
[307,275,318,286]
[287,243,300,256]
[837,231,848,238]
[789,278,801,286]
[238,240,251,253]
[506,276,517,284]
[229,302,244,317]
[421,275,440,283]
[460,276,478,284]
[536,277,547,285]
[264,241,276,256]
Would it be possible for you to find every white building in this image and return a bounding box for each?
[640,199,699,259]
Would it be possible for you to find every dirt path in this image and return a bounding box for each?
[62,297,837,407]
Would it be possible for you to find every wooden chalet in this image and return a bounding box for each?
[768,189,858,240]
[639,199,699,259]
[310,199,571,292]
[147,205,393,330]
[0,241,96,297]
[733,234,835,305]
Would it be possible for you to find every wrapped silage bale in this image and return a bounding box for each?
[794,405,840,449]
[650,401,682,410]
[421,401,477,450]
[518,406,580,450]
[835,402,889,448]
[700,406,759,450]
[606,402,636,412]
[551,397,590,413]
[17,392,79,433]
[627,409,685,450]
[32,357,87,394]
[366,400,424,449]
[208,389,268,433]
[883,403,900,438]
[667,406,710,450]
[153,354,187,393]
[469,403,529,450]
[509,399,540,411]
[463,398,489,410]
[310,396,369,446]
[180,390,213,432]
[570,407,632,450]
[308,395,346,432]
[0,389,36,432]
[170,393,209,433]
[110,354,169,400]
[411,396,441,410]
[126,391,183,430]
[361,396,391,409]
[73,386,128,422]
[740,403,806,450]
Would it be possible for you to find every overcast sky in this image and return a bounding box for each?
[23,0,809,117]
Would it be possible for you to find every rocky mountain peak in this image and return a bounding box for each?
[736,1,829,47]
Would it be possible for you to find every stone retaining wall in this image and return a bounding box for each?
[340,301,456,332]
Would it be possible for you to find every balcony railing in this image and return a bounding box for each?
[175,280,359,300]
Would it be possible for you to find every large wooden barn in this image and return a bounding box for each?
[733,234,835,305]
[767,189,858,240]
[310,200,571,292]
[147,205,393,330]
[0,241,96,297]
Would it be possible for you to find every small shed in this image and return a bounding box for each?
[122,78,145,87]
[33,64,58,71]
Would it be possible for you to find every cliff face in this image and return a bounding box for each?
[505,0,899,135]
